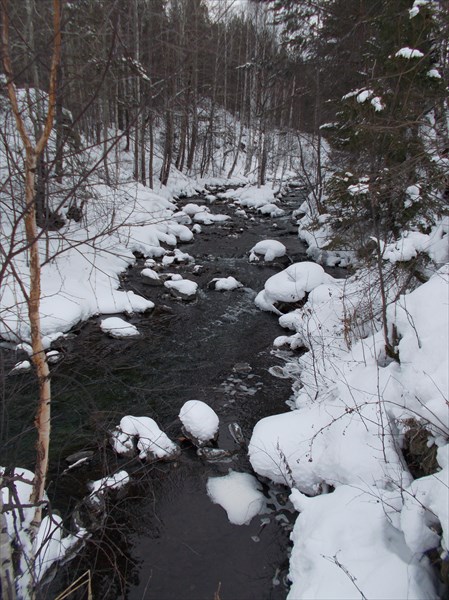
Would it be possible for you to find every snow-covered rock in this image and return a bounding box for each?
[141,267,163,286]
[100,317,140,338]
[164,278,198,299]
[221,184,277,209]
[395,47,424,59]
[257,203,285,217]
[208,276,243,291]
[193,212,230,225]
[182,203,208,216]
[10,360,31,373]
[254,262,333,314]
[88,470,130,506]
[179,400,219,445]
[249,240,286,262]
[111,415,180,461]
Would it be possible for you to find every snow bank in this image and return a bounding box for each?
[381,220,449,266]
[387,265,449,432]
[249,402,406,494]
[206,470,264,525]
[251,260,449,599]
[288,485,437,600]
[179,400,219,444]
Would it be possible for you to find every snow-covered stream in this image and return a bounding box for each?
[2,189,331,599]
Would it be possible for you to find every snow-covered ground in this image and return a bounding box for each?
[251,259,448,599]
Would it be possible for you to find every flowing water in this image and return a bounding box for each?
[1,188,320,600]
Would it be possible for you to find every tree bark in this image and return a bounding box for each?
[1,0,61,568]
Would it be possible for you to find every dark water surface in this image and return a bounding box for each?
[1,189,311,600]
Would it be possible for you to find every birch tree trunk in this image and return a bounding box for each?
[1,3,61,593]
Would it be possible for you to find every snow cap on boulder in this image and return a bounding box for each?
[255,261,332,314]
[250,239,286,262]
[111,415,180,461]
[179,400,219,446]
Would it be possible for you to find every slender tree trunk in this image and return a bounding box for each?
[148,112,154,189]
[54,60,64,183]
[1,3,61,582]
[0,477,16,600]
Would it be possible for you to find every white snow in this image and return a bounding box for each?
[88,470,130,504]
[356,89,373,103]
[193,211,230,224]
[249,240,286,262]
[257,203,285,217]
[427,68,442,79]
[254,262,333,314]
[288,485,437,600]
[347,182,369,195]
[100,317,140,338]
[409,0,433,18]
[10,360,31,373]
[220,184,274,207]
[209,276,243,291]
[206,470,265,525]
[179,400,219,443]
[251,258,449,600]
[395,47,424,59]
[111,415,179,460]
[371,96,385,111]
[141,267,161,281]
[1,466,84,594]
[164,278,198,297]
[182,203,208,216]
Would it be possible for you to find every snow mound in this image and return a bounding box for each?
[209,276,243,291]
[100,317,140,338]
[179,400,219,444]
[288,485,437,600]
[249,404,406,494]
[111,415,179,460]
[255,262,333,314]
[250,240,286,262]
[206,470,264,525]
